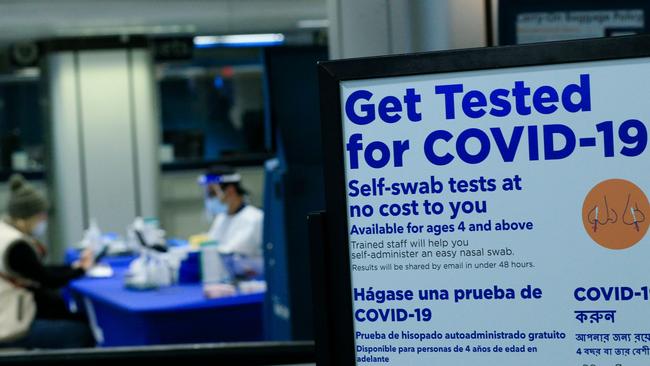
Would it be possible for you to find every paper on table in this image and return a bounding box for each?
[86,264,114,278]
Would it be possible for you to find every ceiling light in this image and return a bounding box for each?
[193,33,285,48]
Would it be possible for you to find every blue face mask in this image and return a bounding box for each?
[205,198,227,218]
[31,220,48,239]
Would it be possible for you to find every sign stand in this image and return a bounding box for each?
[317,35,650,365]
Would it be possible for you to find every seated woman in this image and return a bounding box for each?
[0,175,95,349]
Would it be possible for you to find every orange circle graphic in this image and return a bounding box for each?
[582,179,650,250]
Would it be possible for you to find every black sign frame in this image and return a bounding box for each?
[317,34,650,366]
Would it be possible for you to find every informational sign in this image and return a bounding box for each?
[319,36,650,365]
[516,10,645,44]
[496,1,650,46]
[152,37,194,61]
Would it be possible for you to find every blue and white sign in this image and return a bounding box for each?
[340,57,650,365]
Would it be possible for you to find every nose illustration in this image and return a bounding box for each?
[582,179,649,250]
[587,196,617,232]
[623,193,646,232]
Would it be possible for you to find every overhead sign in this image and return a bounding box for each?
[318,35,650,365]
[497,0,650,46]
[152,37,194,61]
[516,10,645,44]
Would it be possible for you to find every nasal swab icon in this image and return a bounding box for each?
[631,207,640,232]
[587,196,617,232]
[622,193,645,232]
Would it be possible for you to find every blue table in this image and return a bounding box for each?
[65,246,202,284]
[69,266,264,347]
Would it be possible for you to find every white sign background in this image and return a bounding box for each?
[341,57,650,365]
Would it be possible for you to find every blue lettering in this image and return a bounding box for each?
[543,124,576,160]
[424,130,454,165]
[345,90,375,125]
[512,81,531,115]
[348,180,360,197]
[489,88,511,117]
[403,88,422,122]
[346,133,364,169]
[456,128,490,164]
[561,74,591,113]
[378,96,402,123]
[491,126,524,162]
[364,141,391,168]
[527,125,539,161]
[435,84,463,120]
[354,287,366,301]
[532,85,559,114]
[462,90,487,119]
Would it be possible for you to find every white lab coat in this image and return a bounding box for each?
[208,205,263,257]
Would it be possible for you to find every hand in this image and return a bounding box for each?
[73,248,95,271]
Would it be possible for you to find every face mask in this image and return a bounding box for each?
[205,198,227,218]
[32,220,48,239]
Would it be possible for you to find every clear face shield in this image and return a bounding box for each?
[197,173,242,220]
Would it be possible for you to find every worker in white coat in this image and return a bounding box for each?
[199,166,264,279]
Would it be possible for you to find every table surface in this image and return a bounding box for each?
[70,266,265,313]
